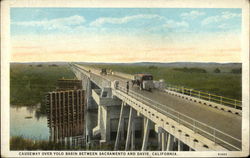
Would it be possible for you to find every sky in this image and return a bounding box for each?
[10,8,242,63]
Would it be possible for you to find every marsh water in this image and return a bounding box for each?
[10,105,98,141]
[10,105,50,140]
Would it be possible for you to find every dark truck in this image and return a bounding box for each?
[132,73,154,91]
[100,68,107,75]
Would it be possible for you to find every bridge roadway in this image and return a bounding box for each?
[75,65,241,150]
[106,75,241,149]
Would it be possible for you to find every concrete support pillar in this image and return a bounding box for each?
[55,126,59,143]
[142,118,147,141]
[67,137,70,147]
[141,117,150,151]
[125,107,135,150]
[131,118,135,150]
[104,106,110,142]
[166,134,174,151]
[174,136,176,143]
[121,118,125,141]
[173,136,178,150]
[164,132,169,151]
[178,139,183,151]
[158,132,162,150]
[64,137,67,147]
[114,102,125,150]
[189,146,193,151]
[161,132,167,151]
[51,127,54,142]
[70,137,72,147]
[75,138,77,147]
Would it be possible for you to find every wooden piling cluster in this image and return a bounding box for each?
[46,79,85,147]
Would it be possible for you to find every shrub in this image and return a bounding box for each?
[214,68,221,73]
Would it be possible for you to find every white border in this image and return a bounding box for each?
[1,0,249,157]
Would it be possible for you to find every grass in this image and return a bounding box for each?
[10,136,82,150]
[10,63,75,114]
[87,64,242,100]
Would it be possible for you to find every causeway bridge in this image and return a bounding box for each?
[70,63,242,151]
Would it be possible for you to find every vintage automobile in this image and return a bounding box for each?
[132,73,154,91]
[100,68,107,75]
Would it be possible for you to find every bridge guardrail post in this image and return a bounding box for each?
[178,113,180,124]
[220,96,222,105]
[193,120,196,133]
[213,129,216,145]
[234,100,237,109]
[209,93,211,101]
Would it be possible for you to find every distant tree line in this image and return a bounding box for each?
[173,67,207,73]
[33,64,59,67]
[213,68,242,74]
[49,64,58,67]
[231,68,241,74]
[148,65,158,69]
[173,67,241,74]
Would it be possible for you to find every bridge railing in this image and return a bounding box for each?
[165,84,242,110]
[90,73,111,88]
[116,85,241,151]
[71,64,111,88]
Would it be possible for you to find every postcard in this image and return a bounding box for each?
[1,0,249,157]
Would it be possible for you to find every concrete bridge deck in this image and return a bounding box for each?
[106,74,241,149]
[72,64,242,150]
[106,74,241,136]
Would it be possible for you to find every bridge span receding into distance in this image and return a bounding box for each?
[70,63,242,151]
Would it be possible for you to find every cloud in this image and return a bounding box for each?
[221,11,241,19]
[164,20,189,28]
[89,14,190,34]
[12,15,85,30]
[218,23,230,29]
[90,14,165,27]
[217,23,240,31]
[12,13,190,35]
[201,11,240,26]
[180,10,205,20]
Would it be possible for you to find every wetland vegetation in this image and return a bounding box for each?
[10,63,75,113]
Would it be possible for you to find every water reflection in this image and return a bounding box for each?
[10,105,49,140]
